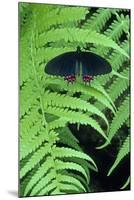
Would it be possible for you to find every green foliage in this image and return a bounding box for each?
[121,176,130,189]
[83,8,115,32]
[97,96,129,149]
[19,3,130,197]
[107,135,130,176]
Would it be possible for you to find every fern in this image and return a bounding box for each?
[97,97,129,149]
[37,28,128,57]
[107,135,130,189]
[45,77,115,113]
[121,176,130,189]
[83,8,113,31]
[105,14,129,42]
[57,127,82,151]
[19,3,130,196]
[108,68,129,101]
[107,135,130,176]
[44,90,109,126]
[34,6,89,33]
[24,147,96,196]
[45,106,109,141]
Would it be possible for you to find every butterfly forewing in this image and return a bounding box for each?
[80,52,112,76]
[45,52,76,76]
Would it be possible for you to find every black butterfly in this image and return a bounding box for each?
[45,46,112,83]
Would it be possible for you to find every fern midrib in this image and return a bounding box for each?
[30,23,62,194]
[30,31,47,127]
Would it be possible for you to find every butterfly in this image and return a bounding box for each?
[45,46,112,83]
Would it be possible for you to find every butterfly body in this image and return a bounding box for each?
[45,47,112,83]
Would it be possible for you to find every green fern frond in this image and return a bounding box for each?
[55,160,89,183]
[19,2,30,14]
[64,156,94,180]
[19,2,30,25]
[35,6,88,33]
[97,97,130,149]
[90,17,129,63]
[56,174,86,191]
[91,39,129,78]
[96,39,129,89]
[53,147,97,169]
[90,81,116,109]
[121,176,130,189]
[48,118,67,130]
[37,28,128,57]
[46,106,109,141]
[57,127,82,151]
[20,127,48,160]
[94,67,129,112]
[37,179,57,195]
[45,78,115,113]
[20,80,39,117]
[83,8,114,32]
[107,135,130,176]
[20,144,51,179]
[38,179,79,195]
[30,169,56,195]
[36,47,73,65]
[20,168,37,197]
[20,37,34,86]
[108,68,129,101]
[20,107,41,137]
[24,156,53,196]
[65,171,89,191]
[105,14,129,42]
[55,183,82,193]
[27,149,93,195]
[30,170,87,195]
[44,90,109,126]
[20,121,42,142]
[19,3,33,38]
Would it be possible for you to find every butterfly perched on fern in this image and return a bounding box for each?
[45,46,112,83]
[19,2,130,197]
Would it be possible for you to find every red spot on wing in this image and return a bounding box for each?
[64,75,76,83]
[83,75,93,82]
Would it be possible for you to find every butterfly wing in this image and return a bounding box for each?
[45,52,77,76]
[80,52,112,76]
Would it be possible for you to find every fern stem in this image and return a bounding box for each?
[30,19,60,194]
[30,30,47,127]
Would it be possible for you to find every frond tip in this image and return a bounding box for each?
[107,135,130,176]
[120,176,130,189]
[97,97,130,149]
